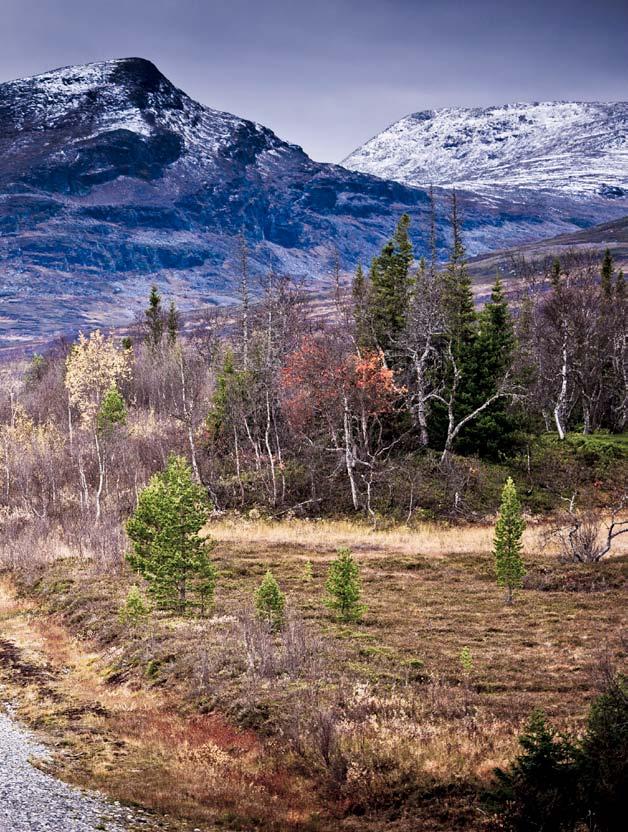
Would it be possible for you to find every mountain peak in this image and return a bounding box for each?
[343,100,628,197]
[11,56,166,87]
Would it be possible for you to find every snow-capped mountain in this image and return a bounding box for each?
[1,62,627,345]
[0,58,433,342]
[343,102,628,198]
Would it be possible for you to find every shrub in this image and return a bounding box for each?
[459,645,473,676]
[579,675,628,831]
[255,570,285,630]
[324,547,365,622]
[492,710,579,831]
[492,678,628,831]
[118,585,150,626]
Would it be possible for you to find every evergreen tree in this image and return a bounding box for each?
[460,276,518,457]
[255,569,285,630]
[493,477,526,604]
[166,300,179,344]
[368,214,414,357]
[206,349,249,444]
[579,675,628,831]
[126,455,215,613]
[118,586,150,626]
[430,191,481,453]
[352,263,371,350]
[324,547,365,622]
[97,384,126,434]
[145,284,164,348]
[442,191,476,358]
[550,257,562,290]
[600,249,614,298]
[492,710,579,831]
[616,269,625,300]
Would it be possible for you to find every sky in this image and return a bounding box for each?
[2,0,627,163]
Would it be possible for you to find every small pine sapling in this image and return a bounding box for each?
[324,547,365,622]
[126,455,216,613]
[119,585,150,626]
[493,477,526,604]
[460,645,473,676]
[255,569,285,630]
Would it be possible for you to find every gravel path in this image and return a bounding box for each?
[0,706,152,832]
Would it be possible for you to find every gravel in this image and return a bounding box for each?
[0,706,155,832]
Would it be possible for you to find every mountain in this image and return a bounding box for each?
[466,214,628,292]
[1,64,627,347]
[343,101,628,198]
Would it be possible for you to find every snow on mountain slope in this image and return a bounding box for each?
[1,62,627,347]
[343,102,628,197]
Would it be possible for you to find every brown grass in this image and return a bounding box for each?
[1,515,626,831]
[210,515,628,558]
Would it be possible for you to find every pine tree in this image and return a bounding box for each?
[324,547,365,622]
[368,214,414,356]
[118,586,150,626]
[166,300,179,344]
[600,249,614,299]
[550,257,562,290]
[97,384,126,434]
[352,263,371,350]
[460,276,518,457]
[126,455,215,613]
[442,191,476,358]
[145,284,164,348]
[493,477,526,604]
[615,269,625,300]
[255,569,285,630]
[492,710,578,831]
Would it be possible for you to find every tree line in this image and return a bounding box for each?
[0,193,625,529]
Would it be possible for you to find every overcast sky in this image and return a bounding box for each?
[2,0,627,162]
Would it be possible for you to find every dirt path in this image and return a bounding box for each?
[0,580,169,832]
[0,705,136,832]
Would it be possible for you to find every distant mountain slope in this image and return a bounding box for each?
[1,64,627,346]
[466,215,628,294]
[343,101,628,198]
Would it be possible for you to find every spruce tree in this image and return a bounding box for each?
[145,284,164,348]
[324,547,365,622]
[550,258,562,290]
[118,586,150,626]
[352,263,371,350]
[430,191,480,453]
[461,276,518,457]
[97,384,126,434]
[600,249,614,298]
[493,477,526,604]
[126,455,215,613]
[615,269,625,300]
[255,569,285,630]
[166,300,179,344]
[442,191,476,358]
[368,214,414,357]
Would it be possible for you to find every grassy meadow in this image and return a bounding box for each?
[1,516,626,831]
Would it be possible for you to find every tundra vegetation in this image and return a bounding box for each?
[0,194,626,831]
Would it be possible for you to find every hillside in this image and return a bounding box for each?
[466,214,628,293]
[343,101,628,198]
[1,63,627,346]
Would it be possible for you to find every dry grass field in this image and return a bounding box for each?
[1,517,626,831]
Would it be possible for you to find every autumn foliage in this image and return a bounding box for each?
[281,336,398,433]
